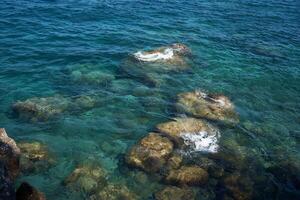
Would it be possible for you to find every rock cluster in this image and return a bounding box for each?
[154,186,195,200]
[0,128,46,199]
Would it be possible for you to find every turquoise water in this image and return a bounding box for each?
[1,0,300,199]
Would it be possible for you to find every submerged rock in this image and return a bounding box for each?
[12,95,70,122]
[177,91,239,124]
[0,128,20,180]
[71,70,115,85]
[222,173,253,200]
[126,132,174,172]
[73,95,97,110]
[166,154,183,170]
[156,117,220,153]
[64,164,107,194]
[16,182,46,200]
[92,184,138,200]
[154,186,195,200]
[165,165,209,186]
[18,141,55,174]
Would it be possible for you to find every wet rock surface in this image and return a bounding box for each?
[0,128,20,180]
[18,141,55,174]
[126,132,174,172]
[0,161,15,200]
[165,165,209,186]
[16,182,46,200]
[177,91,239,124]
[154,186,195,200]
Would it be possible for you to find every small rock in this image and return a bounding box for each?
[92,184,138,200]
[126,133,174,172]
[165,166,209,186]
[64,164,107,194]
[177,91,239,124]
[154,186,195,200]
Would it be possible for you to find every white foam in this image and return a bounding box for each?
[133,48,174,62]
[180,131,220,153]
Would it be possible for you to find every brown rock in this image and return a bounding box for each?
[126,133,174,172]
[16,182,46,200]
[155,186,195,200]
[177,91,239,124]
[0,128,20,180]
[156,117,219,146]
[165,166,208,186]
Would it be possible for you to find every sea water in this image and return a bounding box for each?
[0,0,299,199]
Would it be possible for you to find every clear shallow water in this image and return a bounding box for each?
[0,0,300,199]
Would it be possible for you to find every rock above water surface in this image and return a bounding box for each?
[165,166,209,186]
[177,91,239,124]
[17,141,54,174]
[154,186,195,200]
[156,117,220,152]
[64,164,107,194]
[126,132,174,172]
[16,182,46,200]
[0,128,20,180]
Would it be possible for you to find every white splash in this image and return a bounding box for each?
[180,131,220,153]
[133,48,174,62]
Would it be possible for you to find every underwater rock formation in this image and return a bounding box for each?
[18,141,55,174]
[126,132,174,172]
[71,70,115,85]
[64,164,107,194]
[0,128,20,180]
[16,182,46,200]
[166,154,183,170]
[156,117,220,153]
[177,91,239,124]
[222,173,253,200]
[91,184,138,200]
[12,95,70,122]
[165,165,209,186]
[154,186,195,200]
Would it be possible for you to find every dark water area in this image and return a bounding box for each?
[0,0,300,199]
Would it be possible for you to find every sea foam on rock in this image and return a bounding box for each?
[133,43,190,64]
[156,117,220,153]
[177,91,239,124]
[126,132,174,172]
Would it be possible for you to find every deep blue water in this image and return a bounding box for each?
[0,0,300,199]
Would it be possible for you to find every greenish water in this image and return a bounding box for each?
[0,0,299,199]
